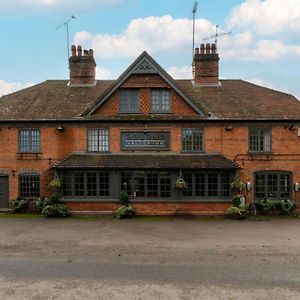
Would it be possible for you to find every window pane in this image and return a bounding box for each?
[121,171,132,197]
[120,89,139,112]
[249,128,271,152]
[182,128,203,152]
[87,172,97,197]
[99,172,109,197]
[151,89,170,112]
[183,173,193,197]
[62,172,72,197]
[88,129,109,152]
[195,173,205,197]
[208,173,218,197]
[160,171,171,198]
[20,129,40,152]
[74,172,85,197]
[19,174,40,198]
[280,174,290,199]
[147,173,158,197]
[221,172,230,197]
[267,174,278,199]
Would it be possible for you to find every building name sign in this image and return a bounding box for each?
[121,132,170,150]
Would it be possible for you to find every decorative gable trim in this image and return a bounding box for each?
[86,51,206,116]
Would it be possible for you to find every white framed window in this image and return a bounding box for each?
[88,128,109,152]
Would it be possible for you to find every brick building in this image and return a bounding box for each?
[0,44,299,215]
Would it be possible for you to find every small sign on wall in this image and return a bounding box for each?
[121,131,170,150]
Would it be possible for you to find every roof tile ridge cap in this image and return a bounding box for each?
[242,80,293,97]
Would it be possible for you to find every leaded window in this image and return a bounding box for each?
[62,171,109,197]
[151,89,171,112]
[88,129,109,152]
[182,128,204,152]
[249,128,271,153]
[120,89,140,113]
[19,129,40,152]
[19,174,40,198]
[183,172,232,198]
[254,171,292,200]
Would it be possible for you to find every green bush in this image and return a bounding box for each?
[256,199,275,213]
[32,197,49,213]
[280,199,296,216]
[42,204,69,218]
[232,196,241,207]
[48,193,60,204]
[226,206,247,219]
[119,191,130,206]
[116,205,135,219]
[10,198,29,213]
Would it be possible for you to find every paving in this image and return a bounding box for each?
[0,216,300,299]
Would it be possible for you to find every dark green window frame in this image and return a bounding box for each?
[182,128,204,152]
[249,127,271,153]
[182,171,232,198]
[151,89,171,113]
[19,173,40,198]
[254,171,292,200]
[62,171,110,198]
[120,89,140,113]
[88,128,109,152]
[19,128,40,152]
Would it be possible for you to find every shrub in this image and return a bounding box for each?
[226,206,247,219]
[119,191,130,206]
[116,205,135,219]
[48,193,60,204]
[232,196,241,207]
[42,204,69,218]
[256,199,275,213]
[10,198,28,213]
[32,197,49,213]
[280,199,296,216]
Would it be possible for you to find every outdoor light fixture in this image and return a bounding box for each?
[56,125,64,131]
[11,170,16,177]
[225,124,233,130]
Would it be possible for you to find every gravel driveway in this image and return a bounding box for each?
[0,216,300,299]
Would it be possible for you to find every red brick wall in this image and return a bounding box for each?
[0,122,299,214]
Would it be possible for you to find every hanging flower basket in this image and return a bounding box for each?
[175,171,188,189]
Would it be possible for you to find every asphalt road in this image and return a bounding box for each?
[1,216,300,299]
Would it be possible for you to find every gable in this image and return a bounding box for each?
[93,74,200,116]
[86,51,206,117]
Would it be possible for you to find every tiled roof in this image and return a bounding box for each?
[54,153,239,170]
[0,79,299,121]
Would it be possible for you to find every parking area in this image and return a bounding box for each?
[1,216,300,299]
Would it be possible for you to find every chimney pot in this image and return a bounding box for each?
[200,44,205,54]
[71,45,76,56]
[77,45,82,56]
[195,47,199,55]
[84,50,89,56]
[211,43,216,54]
[89,49,94,57]
[206,43,211,54]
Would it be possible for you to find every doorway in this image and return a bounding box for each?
[0,176,9,209]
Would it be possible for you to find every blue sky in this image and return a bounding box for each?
[0,0,299,99]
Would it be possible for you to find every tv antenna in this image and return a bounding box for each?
[192,2,198,63]
[202,25,231,50]
[55,15,76,59]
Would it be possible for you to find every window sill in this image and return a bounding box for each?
[17,152,42,154]
[248,152,273,155]
[117,112,142,114]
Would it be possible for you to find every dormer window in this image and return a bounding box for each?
[151,89,171,113]
[120,89,140,113]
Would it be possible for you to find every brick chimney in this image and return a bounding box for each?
[193,43,220,86]
[68,45,96,86]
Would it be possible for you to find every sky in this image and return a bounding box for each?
[0,0,299,99]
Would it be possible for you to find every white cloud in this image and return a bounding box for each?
[96,67,113,79]
[0,80,34,97]
[74,15,215,59]
[0,0,131,13]
[227,0,300,36]
[167,66,192,79]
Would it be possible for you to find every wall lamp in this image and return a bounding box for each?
[56,125,64,131]
[11,170,16,177]
[225,124,234,131]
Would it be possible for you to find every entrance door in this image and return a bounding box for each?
[0,176,9,209]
